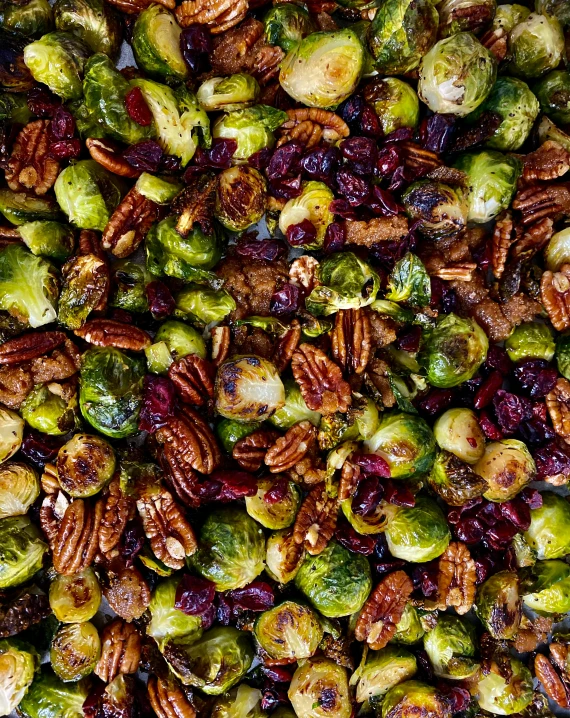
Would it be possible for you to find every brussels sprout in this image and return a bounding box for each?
[392,604,424,645]
[0,244,57,328]
[512,532,537,568]
[418,33,496,116]
[23,31,90,100]
[174,286,236,326]
[423,616,478,680]
[0,516,47,589]
[56,434,115,498]
[382,681,450,718]
[109,260,150,314]
[341,496,395,535]
[355,646,417,705]
[265,528,304,584]
[245,478,301,530]
[18,221,74,262]
[0,30,34,91]
[474,570,521,639]
[147,577,203,649]
[536,0,570,26]
[534,70,570,126]
[289,656,351,718]
[210,684,266,718]
[437,0,497,36]
[364,78,419,136]
[557,333,570,380]
[0,639,38,715]
[215,356,285,423]
[58,254,108,330]
[520,560,570,614]
[54,0,120,56]
[192,507,265,591]
[0,189,60,227]
[198,74,260,112]
[433,408,485,464]
[401,181,467,240]
[132,5,186,83]
[545,227,570,272]
[279,181,334,250]
[18,668,89,718]
[429,451,488,506]
[508,13,564,79]
[505,322,555,362]
[213,105,287,162]
[0,92,31,123]
[524,492,570,559]
[386,253,431,307]
[421,313,488,388]
[254,601,323,661]
[79,347,145,438]
[0,0,53,36]
[135,173,182,205]
[55,159,125,231]
[145,320,206,375]
[295,540,372,618]
[476,657,533,715]
[264,3,314,52]
[455,150,520,223]
[385,497,450,563]
[216,420,261,454]
[21,382,77,436]
[269,379,321,430]
[474,439,536,502]
[306,252,380,317]
[50,622,100,682]
[493,4,530,32]
[215,166,267,233]
[0,406,24,464]
[49,568,101,623]
[364,412,436,479]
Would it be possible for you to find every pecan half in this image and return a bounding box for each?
[492,211,515,279]
[331,308,371,376]
[172,172,217,237]
[523,141,570,183]
[75,319,152,351]
[6,120,59,195]
[546,378,570,445]
[156,407,221,476]
[541,264,570,331]
[0,331,66,365]
[550,642,570,675]
[430,262,477,281]
[40,463,60,495]
[293,484,338,555]
[99,480,134,555]
[265,421,317,473]
[95,619,141,682]
[535,654,570,708]
[400,141,442,176]
[148,676,197,718]
[175,0,248,33]
[355,571,413,650]
[278,108,349,149]
[39,491,69,550]
[481,26,507,61]
[104,565,151,622]
[233,429,281,471]
[288,454,328,487]
[102,187,159,258]
[86,138,141,179]
[272,319,302,373]
[211,326,230,366]
[513,183,570,226]
[168,355,215,407]
[53,498,104,575]
[338,460,362,502]
[292,343,352,414]
[436,541,476,615]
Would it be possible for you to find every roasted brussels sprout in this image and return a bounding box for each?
[254,601,323,661]
[437,0,496,36]
[18,668,89,718]
[0,638,38,715]
[433,408,485,463]
[429,451,488,506]
[0,92,31,122]
[20,383,77,436]
[534,70,570,126]
[386,253,431,307]
[210,684,265,718]
[58,253,108,330]
[385,497,450,563]
[215,356,285,423]
[0,0,53,37]
[245,478,300,530]
[545,227,570,272]
[18,221,74,262]
[50,621,100,682]
[520,560,570,614]
[269,379,321,430]
[265,528,304,584]
[295,540,372,617]
[56,434,115,497]
[423,616,478,679]
[524,492,570,559]
[0,516,47,589]
[306,252,380,316]
[476,657,533,715]
[505,322,555,362]
[382,681,450,718]
[279,181,334,250]
[355,645,417,705]
[364,78,419,135]
[289,656,351,718]
[475,570,521,639]
[341,494,395,535]
[421,314,488,388]
[215,166,267,233]
[402,181,467,240]
[109,260,150,313]
[508,13,564,79]
[392,604,425,645]
[213,104,287,162]
[474,439,536,502]
[49,568,101,623]
[0,30,34,91]
[493,3,530,33]
[147,577,203,649]
[146,320,206,374]
[0,407,24,464]
[79,347,145,438]
[264,3,314,52]
[132,4,186,83]
[418,33,496,116]
[135,172,182,205]
[198,74,260,112]
[54,0,120,57]
[174,285,236,326]
[23,31,90,100]
[0,190,60,227]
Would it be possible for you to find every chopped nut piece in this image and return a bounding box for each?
[546,378,570,445]
[436,541,477,615]
[541,265,570,331]
[431,262,477,281]
[0,331,66,365]
[75,319,152,351]
[102,187,159,258]
[272,320,302,373]
[39,491,69,550]
[233,429,280,471]
[292,343,352,414]
[293,484,338,555]
[0,364,33,409]
[40,463,59,495]
[550,643,570,674]
[481,26,507,61]
[53,498,104,575]
[331,308,372,375]
[355,571,413,650]
[6,120,59,195]
[338,460,362,502]
[148,676,197,718]
[535,654,570,708]
[30,338,81,384]
[95,619,141,682]
[512,615,552,653]
[104,565,151,622]
[211,325,231,366]
[265,421,317,473]
[278,109,349,149]
[523,141,570,183]
[168,355,215,406]
[86,138,141,179]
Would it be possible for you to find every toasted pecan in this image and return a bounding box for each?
[546,378,570,446]
[168,355,215,407]
[156,407,221,476]
[535,654,570,708]
[75,319,152,351]
[104,564,151,622]
[0,331,66,365]
[293,484,338,555]
[272,320,302,373]
[436,541,477,615]
[95,619,141,682]
[331,308,372,376]
[99,480,134,556]
[175,0,248,32]
[233,429,281,471]
[86,138,141,179]
[541,265,570,332]
[211,326,231,367]
[53,498,104,575]
[148,676,197,718]
[265,421,317,473]
[492,211,515,279]
[278,108,349,149]
[6,120,59,195]
[292,343,352,414]
[355,571,413,650]
[102,187,159,258]
[523,141,570,183]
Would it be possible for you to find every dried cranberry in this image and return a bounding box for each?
[388,165,409,191]
[248,147,272,170]
[286,219,317,246]
[335,521,377,555]
[374,533,389,559]
[49,106,75,140]
[352,476,384,516]
[180,25,212,74]
[228,581,274,611]
[139,375,176,433]
[335,169,370,205]
[261,688,287,712]
[175,575,216,615]
[474,555,494,583]
[420,113,456,154]
[329,198,358,220]
[123,140,163,172]
[478,409,504,440]
[270,283,300,317]
[146,280,175,319]
[125,87,153,126]
[323,222,346,254]
[534,440,570,481]
[160,154,181,173]
[211,471,258,501]
[20,431,61,466]
[236,238,285,261]
[514,360,558,398]
[417,389,455,416]
[477,501,502,527]
[264,476,290,504]
[518,417,555,445]
[216,593,232,625]
[455,517,484,544]
[341,136,377,175]
[397,326,421,353]
[359,105,382,137]
[484,521,517,550]
[520,487,543,509]
[268,175,303,199]
[267,140,303,180]
[195,138,237,169]
[262,666,294,683]
[367,185,401,216]
[376,145,401,177]
[384,127,415,144]
[351,453,391,477]
[484,345,512,375]
[300,146,340,181]
[473,370,503,410]
[533,402,548,421]
[493,390,533,434]
[384,480,415,507]
[48,139,81,159]
[200,602,216,630]
[27,86,60,118]
[338,94,365,127]
[373,559,407,575]
[120,519,145,567]
[500,498,531,531]
[411,563,438,597]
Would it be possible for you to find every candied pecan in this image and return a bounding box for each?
[546,378,570,445]
[331,308,371,376]
[250,43,284,85]
[0,331,66,366]
[512,615,553,653]
[211,325,230,366]
[99,480,134,556]
[355,571,413,650]
[278,109,349,149]
[106,0,174,12]
[510,218,554,265]
[6,120,59,195]
[523,141,570,183]
[0,592,50,638]
[338,460,362,502]
[265,421,317,473]
[481,27,507,61]
[210,17,277,81]
[105,565,151,622]
[168,355,215,407]
[53,498,104,575]
[436,541,476,615]
[290,256,320,292]
[0,364,33,409]
[541,265,570,331]
[368,313,398,350]
[148,676,197,718]
[172,172,217,237]
[430,262,477,282]
[102,187,159,258]
[292,344,352,414]
[176,0,247,32]
[233,429,281,471]
[39,491,69,549]
[95,619,141,682]
[288,453,328,487]
[345,216,409,247]
[156,407,221,476]
[74,319,151,351]
[550,643,570,674]
[492,211,515,279]
[535,654,570,708]
[40,463,60,495]
[513,183,570,226]
[86,138,141,179]
[30,338,81,384]
[78,230,104,258]
[400,141,442,176]
[293,484,338,555]
[272,319,302,373]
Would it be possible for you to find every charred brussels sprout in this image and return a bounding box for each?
[295,540,372,617]
[245,478,301,529]
[265,528,304,583]
[524,492,570,559]
[79,347,145,438]
[385,497,450,563]
[58,254,108,330]
[280,29,364,109]
[493,4,530,33]
[418,33,496,116]
[423,616,478,679]
[56,433,115,497]
[264,3,314,52]
[49,568,101,622]
[429,451,488,506]
[289,656,351,718]
[0,516,47,588]
[0,189,60,226]
[402,181,467,240]
[20,383,77,436]
[215,356,285,423]
[386,253,431,307]
[0,407,23,464]
[18,221,74,262]
[505,322,555,362]
[269,379,321,430]
[279,181,334,250]
[0,0,53,37]
[192,507,265,591]
[306,252,380,316]
[0,244,57,328]
[23,32,90,100]
[110,260,150,313]
[174,286,236,326]
[146,320,206,375]
[210,684,265,718]
[0,30,34,91]
[536,0,569,26]
[475,570,521,639]
[50,622,100,681]
[0,639,38,714]
[437,0,496,36]
[433,408,485,463]
[254,601,323,660]
[476,657,533,715]
[367,0,439,75]
[132,5,186,83]
[0,463,39,519]
[213,105,287,162]
[520,560,570,614]
[534,70,570,126]
[382,681,450,718]
[508,13,564,78]
[474,439,535,502]
[392,604,424,645]
[421,314,488,388]
[17,668,89,718]
[341,494,394,535]
[355,646,417,705]
[198,74,260,112]
[215,166,267,232]
[53,0,120,57]
[364,78,420,135]
[147,577,202,649]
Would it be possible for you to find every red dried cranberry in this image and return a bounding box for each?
[216,593,232,625]
[341,136,378,175]
[455,517,484,544]
[261,688,287,712]
[443,687,471,714]
[388,165,409,191]
[210,471,258,501]
[323,222,346,254]
[385,127,416,144]
[493,390,533,433]
[338,94,365,126]
[518,417,555,445]
[352,476,384,516]
[20,431,61,466]
[397,326,421,353]
[420,113,456,154]
[120,519,145,567]
[359,105,382,137]
[520,487,543,509]
[417,389,455,416]
[27,86,61,118]
[484,345,512,375]
[335,169,370,205]
[335,521,377,555]
[195,138,237,169]
[373,559,407,575]
[264,476,290,504]
[200,602,216,630]
[228,581,274,611]
[268,175,303,199]
[160,154,181,173]
[484,521,517,550]
[286,219,317,246]
[48,138,81,159]
[477,501,502,527]
[175,575,216,615]
[534,440,570,481]
[479,409,504,440]
[123,140,163,172]
[352,453,391,477]
[180,25,212,74]
[367,185,401,216]
[49,106,75,140]
[376,145,401,177]
[262,666,293,683]
[474,555,494,583]
[533,402,548,421]
[125,87,153,126]
[267,140,303,180]
[300,146,340,181]
[500,498,531,531]
[329,198,358,220]
[411,563,438,597]
[139,375,176,433]
[514,360,558,398]
[249,147,272,170]
[270,283,300,317]
[473,370,503,410]
[384,480,415,507]
[146,280,175,319]
[236,238,285,261]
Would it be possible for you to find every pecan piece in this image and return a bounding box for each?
[272,319,302,373]
[0,592,50,638]
[436,541,476,615]
[175,0,248,33]
[355,571,413,650]
[102,187,159,258]
[551,642,570,675]
[292,343,352,414]
[512,615,552,653]
[513,183,570,226]
[535,654,570,708]
[168,355,215,406]
[400,141,442,176]
[278,108,349,149]
[6,120,59,195]
[86,138,141,179]
[106,0,173,12]
[523,141,570,183]
[331,308,371,376]
[74,319,151,351]
[481,27,507,61]
[233,429,281,471]
[0,331,66,365]
[172,172,217,237]
[541,264,570,331]
[39,491,69,550]
[546,378,570,445]
[492,211,515,279]
[265,421,317,473]
[211,326,230,366]
[430,262,477,281]
[156,407,221,476]
[99,480,134,555]
[95,619,141,682]
[338,460,362,502]
[105,564,151,622]
[53,498,104,575]
[290,255,320,292]
[40,463,60,495]
[293,484,338,555]
[148,676,197,718]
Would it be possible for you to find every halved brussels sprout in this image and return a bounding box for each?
[135,173,182,205]
[364,412,436,479]
[198,74,260,112]
[245,478,301,530]
[264,3,314,52]
[56,434,115,498]
[520,560,570,614]
[421,313,488,388]
[0,463,39,519]
[534,70,570,126]
[280,29,364,109]
[50,621,100,682]
[429,451,488,507]
[474,439,535,502]
[23,31,90,100]
[423,616,478,680]
[289,656,351,718]
[295,540,372,618]
[386,253,431,307]
[174,286,236,326]
[493,4,530,33]
[109,260,150,314]
[475,570,521,639]
[145,320,206,375]
[254,601,323,661]
[0,639,38,715]
[215,166,267,233]
[49,568,101,623]
[18,221,74,262]
[476,657,533,715]
[505,322,555,362]
[402,181,467,240]
[385,497,450,563]
[355,645,417,705]
[418,32,496,116]
[265,527,304,584]
[341,496,395,535]
[20,382,77,436]
[269,379,321,430]
[433,408,486,464]
[524,492,570,560]
[132,5,187,83]
[437,0,497,36]
[545,227,570,272]
[279,181,334,250]
[0,0,53,37]
[58,253,108,330]
[0,406,24,464]
[215,356,285,423]
[54,0,120,57]
[392,604,424,645]
[382,681,450,718]
[364,78,419,136]
[0,516,47,589]
[306,252,380,316]
[508,13,564,79]
[0,189,60,227]
[147,577,203,649]
[17,668,89,718]
[210,684,266,718]
[213,105,287,162]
